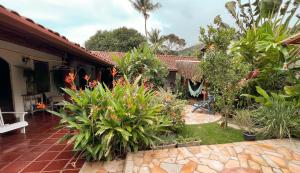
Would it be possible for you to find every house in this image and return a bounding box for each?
[0,4,197,120]
[91,51,198,88]
[0,5,112,119]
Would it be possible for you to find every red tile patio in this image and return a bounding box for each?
[0,112,84,173]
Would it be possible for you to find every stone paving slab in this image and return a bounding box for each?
[184,105,222,125]
[80,160,125,173]
[124,139,300,173]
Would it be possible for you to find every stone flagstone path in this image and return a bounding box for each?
[124,139,300,173]
[184,105,222,125]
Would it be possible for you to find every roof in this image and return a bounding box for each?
[282,32,300,45]
[91,51,198,71]
[0,5,111,65]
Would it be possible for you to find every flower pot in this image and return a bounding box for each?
[243,131,256,141]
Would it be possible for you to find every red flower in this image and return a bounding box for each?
[65,73,76,84]
[111,67,117,78]
[70,84,77,91]
[83,75,90,82]
[251,69,260,78]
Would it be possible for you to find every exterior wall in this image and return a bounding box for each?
[0,40,61,112]
[165,71,177,90]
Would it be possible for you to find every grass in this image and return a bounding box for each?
[177,123,244,145]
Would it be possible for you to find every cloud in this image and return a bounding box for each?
[0,0,234,47]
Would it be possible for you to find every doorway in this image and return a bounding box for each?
[0,58,14,112]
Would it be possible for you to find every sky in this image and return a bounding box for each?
[0,0,234,47]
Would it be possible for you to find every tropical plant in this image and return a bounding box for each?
[115,44,168,87]
[199,23,236,52]
[151,88,187,131]
[225,0,300,34]
[129,0,161,38]
[49,75,172,161]
[85,27,146,52]
[252,97,300,139]
[234,110,256,134]
[229,19,300,93]
[199,51,251,127]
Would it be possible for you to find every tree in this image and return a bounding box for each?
[129,0,161,38]
[148,29,165,46]
[115,44,168,87]
[199,16,236,52]
[225,0,300,34]
[148,29,186,55]
[163,34,186,54]
[85,27,146,52]
[199,51,250,127]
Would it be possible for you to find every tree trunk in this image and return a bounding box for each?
[144,17,148,39]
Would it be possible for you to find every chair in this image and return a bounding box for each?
[192,95,215,113]
[0,109,28,134]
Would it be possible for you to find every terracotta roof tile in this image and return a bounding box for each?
[0,5,111,65]
[91,51,198,71]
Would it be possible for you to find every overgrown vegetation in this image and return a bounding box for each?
[50,75,173,161]
[115,44,168,87]
[85,27,146,52]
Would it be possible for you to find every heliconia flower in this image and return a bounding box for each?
[36,102,46,109]
[68,73,76,81]
[65,73,76,84]
[111,67,117,78]
[251,69,260,78]
[70,84,77,91]
[84,75,90,82]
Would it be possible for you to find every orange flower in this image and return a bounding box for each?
[36,102,46,109]
[111,67,117,78]
[70,84,77,91]
[65,73,76,84]
[83,75,90,82]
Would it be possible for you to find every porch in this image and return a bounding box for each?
[0,112,84,173]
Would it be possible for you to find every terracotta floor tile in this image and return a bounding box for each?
[21,161,49,172]
[0,114,84,173]
[31,145,52,152]
[48,145,66,152]
[16,152,42,161]
[36,152,60,161]
[43,160,69,171]
[1,161,30,173]
[0,153,21,163]
[50,133,65,139]
[56,151,74,160]
[41,138,59,145]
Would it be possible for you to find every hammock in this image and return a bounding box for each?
[188,80,204,97]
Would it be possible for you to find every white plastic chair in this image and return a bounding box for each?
[0,109,28,134]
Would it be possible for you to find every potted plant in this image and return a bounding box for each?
[234,110,256,141]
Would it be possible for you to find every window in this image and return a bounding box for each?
[34,60,50,93]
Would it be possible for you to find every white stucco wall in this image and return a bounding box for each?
[0,40,61,112]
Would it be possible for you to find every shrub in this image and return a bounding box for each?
[49,75,172,161]
[115,44,169,88]
[199,50,250,127]
[253,98,300,139]
[152,88,187,131]
[244,86,300,139]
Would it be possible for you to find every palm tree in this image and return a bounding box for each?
[148,29,164,45]
[129,0,161,38]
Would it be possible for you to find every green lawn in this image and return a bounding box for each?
[177,123,244,145]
